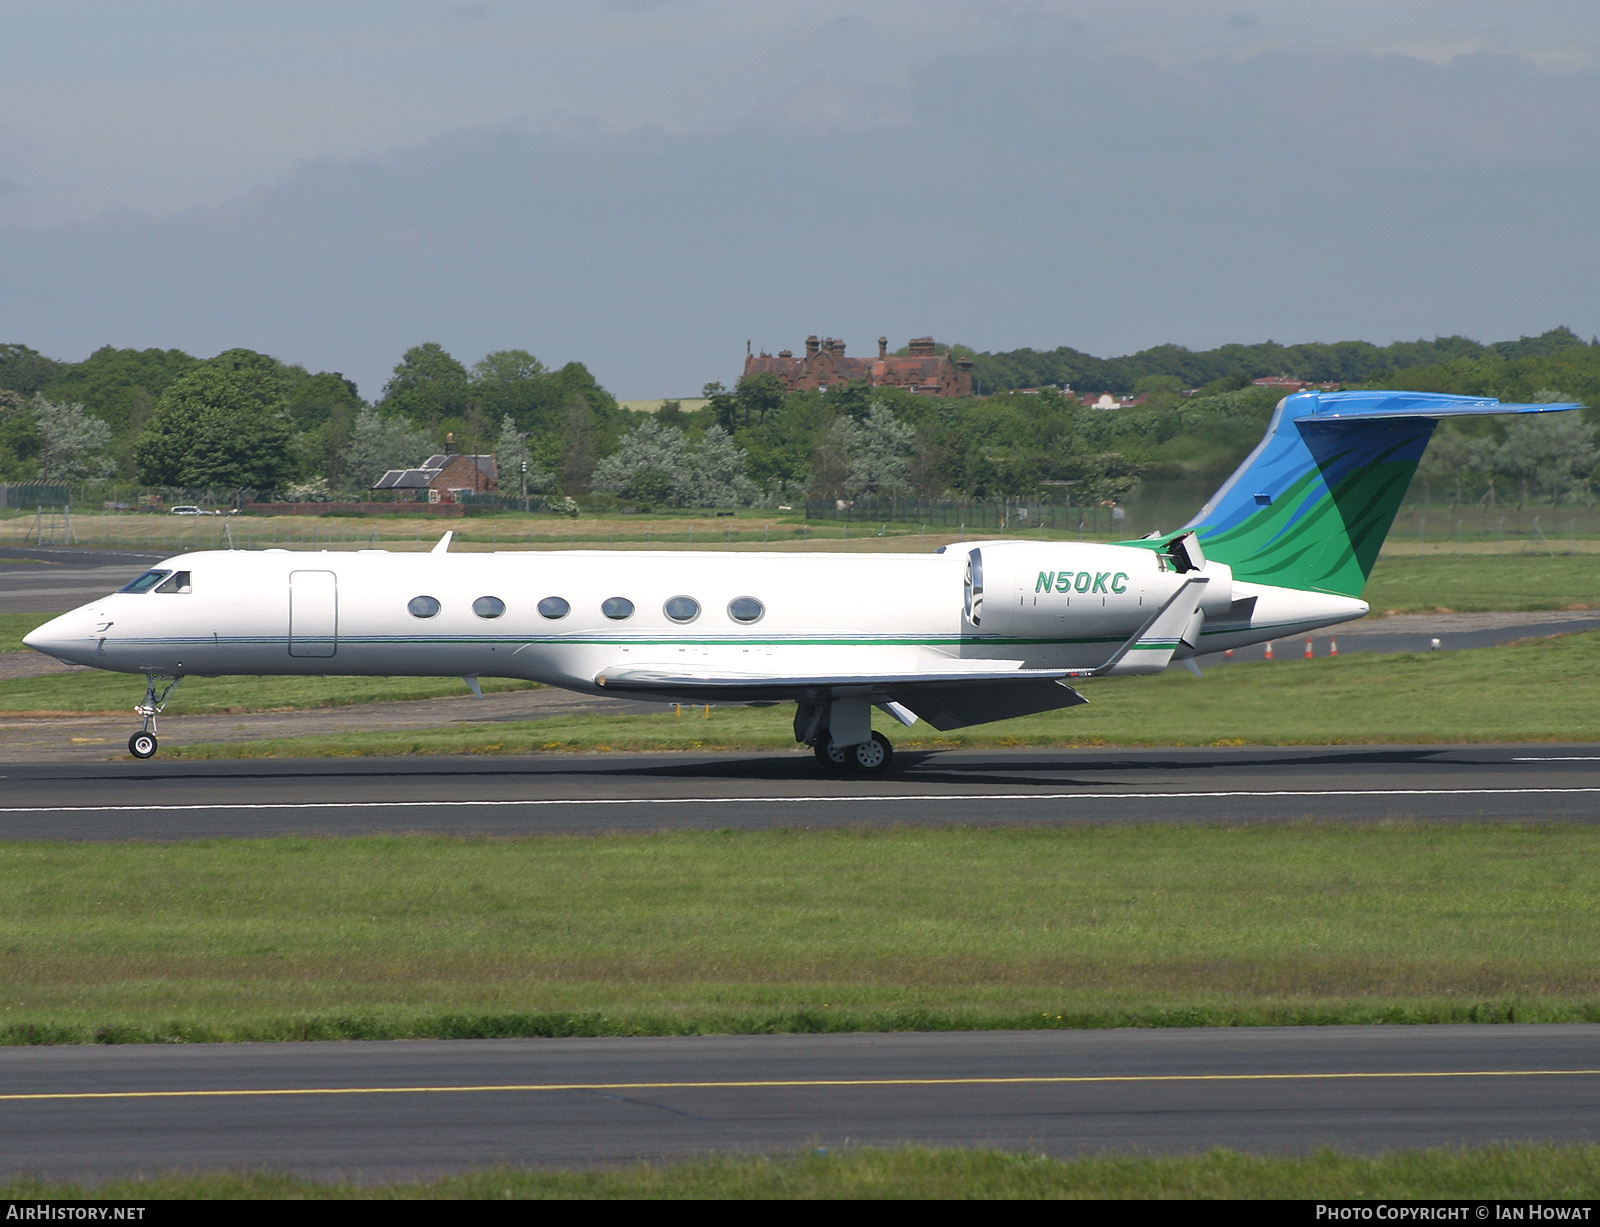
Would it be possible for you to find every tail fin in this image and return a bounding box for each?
[1170,390,1580,596]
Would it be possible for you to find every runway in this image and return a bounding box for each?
[3,1026,1596,1182]
[1,744,1598,839]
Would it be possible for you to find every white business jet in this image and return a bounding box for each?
[24,391,1579,771]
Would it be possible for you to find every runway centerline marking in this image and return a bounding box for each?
[5,1069,1598,1103]
[6,787,1600,816]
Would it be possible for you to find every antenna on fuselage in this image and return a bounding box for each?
[432,531,453,554]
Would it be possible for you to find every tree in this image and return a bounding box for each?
[378,343,471,427]
[1497,413,1597,505]
[134,366,299,491]
[495,414,553,504]
[342,407,433,495]
[32,396,114,482]
[844,401,915,496]
[471,349,548,429]
[807,401,916,498]
[683,425,759,507]
[715,372,785,434]
[592,416,692,505]
[592,417,758,507]
[0,344,66,396]
[0,390,41,481]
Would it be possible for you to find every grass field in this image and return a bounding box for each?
[0,670,537,715]
[6,1144,1598,1199]
[3,824,1595,1043]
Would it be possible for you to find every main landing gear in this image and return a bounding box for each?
[128,674,182,759]
[796,699,898,776]
[811,731,895,776]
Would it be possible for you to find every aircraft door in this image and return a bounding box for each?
[963,549,984,627]
[289,570,337,657]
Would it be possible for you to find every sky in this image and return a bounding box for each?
[2,1,1597,400]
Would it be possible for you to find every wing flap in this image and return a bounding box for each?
[888,677,1087,731]
[594,662,1080,700]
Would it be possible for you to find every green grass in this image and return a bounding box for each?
[5,1144,1598,1198]
[1363,554,1600,613]
[1,611,52,652]
[2,825,1596,1042]
[0,669,537,715]
[161,629,1600,758]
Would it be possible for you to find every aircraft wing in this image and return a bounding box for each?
[593,662,1091,731]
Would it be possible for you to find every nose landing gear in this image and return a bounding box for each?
[128,674,182,759]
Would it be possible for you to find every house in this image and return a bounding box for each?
[744,335,973,397]
[1081,393,1150,410]
[1251,377,1342,393]
[371,434,498,503]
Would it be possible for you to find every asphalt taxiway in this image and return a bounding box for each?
[3,1026,1597,1182]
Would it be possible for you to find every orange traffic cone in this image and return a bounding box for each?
[1264,641,1274,660]
[1330,638,1338,657]
[1305,638,1314,659]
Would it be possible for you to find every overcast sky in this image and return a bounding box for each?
[3,1,1597,400]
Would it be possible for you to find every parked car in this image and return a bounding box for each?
[167,506,220,516]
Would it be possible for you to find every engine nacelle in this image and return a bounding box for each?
[961,538,1233,669]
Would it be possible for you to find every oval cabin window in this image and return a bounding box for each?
[663,596,700,623]
[473,596,506,619]
[537,596,570,620]
[408,596,441,619]
[601,597,635,621]
[727,596,765,623]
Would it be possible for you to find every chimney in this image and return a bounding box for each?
[444,431,457,456]
[806,335,820,358]
[878,337,888,359]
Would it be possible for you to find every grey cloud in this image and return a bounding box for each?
[1,39,1595,400]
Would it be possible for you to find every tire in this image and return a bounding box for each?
[813,739,848,770]
[847,731,894,775]
[128,732,158,759]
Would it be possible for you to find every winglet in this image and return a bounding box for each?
[1092,576,1209,677]
[432,531,453,554]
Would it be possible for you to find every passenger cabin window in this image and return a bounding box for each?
[154,570,192,594]
[537,596,570,620]
[663,596,700,623]
[473,596,506,619]
[601,597,634,621]
[408,595,441,618]
[119,570,171,594]
[727,597,764,623]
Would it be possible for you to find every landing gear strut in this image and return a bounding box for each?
[129,674,182,759]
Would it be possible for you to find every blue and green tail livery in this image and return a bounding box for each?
[1154,390,1581,597]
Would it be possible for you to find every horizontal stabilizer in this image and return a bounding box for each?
[1303,391,1583,420]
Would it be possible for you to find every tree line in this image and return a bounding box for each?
[1,329,1597,510]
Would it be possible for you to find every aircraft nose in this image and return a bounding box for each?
[22,611,96,665]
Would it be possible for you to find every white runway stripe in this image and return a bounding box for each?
[3,787,1600,815]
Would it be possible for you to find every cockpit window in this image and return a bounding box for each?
[118,570,171,594]
[154,570,192,594]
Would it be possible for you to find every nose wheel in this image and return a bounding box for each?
[813,731,895,775]
[129,674,182,759]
